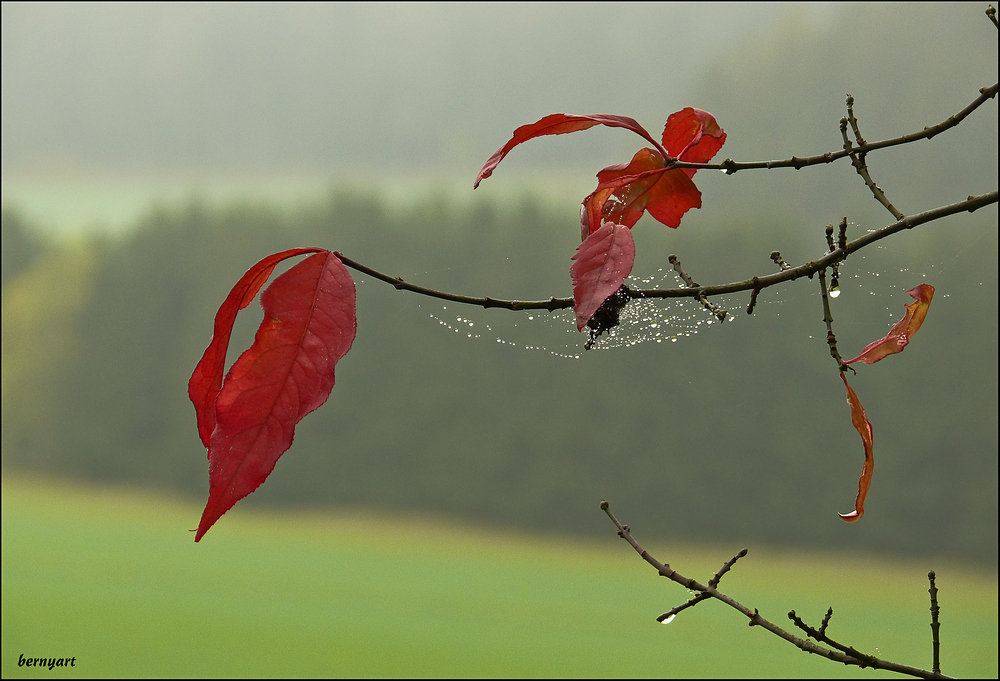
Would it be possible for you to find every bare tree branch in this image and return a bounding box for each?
[600,501,955,680]
[333,190,996,314]
[674,82,998,174]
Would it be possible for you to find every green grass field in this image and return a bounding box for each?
[2,475,996,678]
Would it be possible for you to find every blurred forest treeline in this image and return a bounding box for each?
[2,189,997,566]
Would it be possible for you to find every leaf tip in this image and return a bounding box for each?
[838,510,863,522]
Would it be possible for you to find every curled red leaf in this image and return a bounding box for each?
[474,113,663,188]
[570,222,635,331]
[839,372,874,522]
[191,250,357,541]
[844,284,935,365]
[661,107,727,175]
[188,247,326,448]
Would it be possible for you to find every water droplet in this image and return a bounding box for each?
[661,615,676,624]
[829,286,841,298]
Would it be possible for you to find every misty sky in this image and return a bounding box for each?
[2,2,841,177]
[2,2,995,237]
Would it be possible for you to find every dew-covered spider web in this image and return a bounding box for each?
[392,217,989,360]
[422,267,737,360]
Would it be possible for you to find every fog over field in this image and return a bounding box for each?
[2,3,834,176]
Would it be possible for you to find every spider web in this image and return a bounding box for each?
[425,268,734,359]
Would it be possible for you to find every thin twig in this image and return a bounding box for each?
[657,548,748,622]
[929,571,942,675]
[668,254,728,321]
[788,610,878,664]
[746,280,761,315]
[819,607,834,637]
[841,95,906,220]
[709,548,749,587]
[818,266,848,370]
[600,500,953,679]
[657,592,711,623]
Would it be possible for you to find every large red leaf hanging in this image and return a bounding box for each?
[475,113,664,188]
[191,250,357,541]
[570,222,635,331]
[845,284,935,365]
[839,372,874,522]
[189,247,326,448]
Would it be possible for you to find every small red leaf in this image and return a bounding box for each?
[839,372,874,523]
[581,148,702,235]
[188,247,326,448]
[193,251,357,541]
[570,222,636,331]
[845,284,935,365]
[661,107,727,176]
[475,113,663,188]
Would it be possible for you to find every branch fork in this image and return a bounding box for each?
[601,500,954,679]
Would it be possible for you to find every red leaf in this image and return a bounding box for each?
[188,247,326,448]
[570,222,636,331]
[845,284,935,365]
[475,113,663,188]
[580,109,726,235]
[839,372,874,523]
[193,251,357,541]
[661,107,727,176]
[582,148,702,235]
